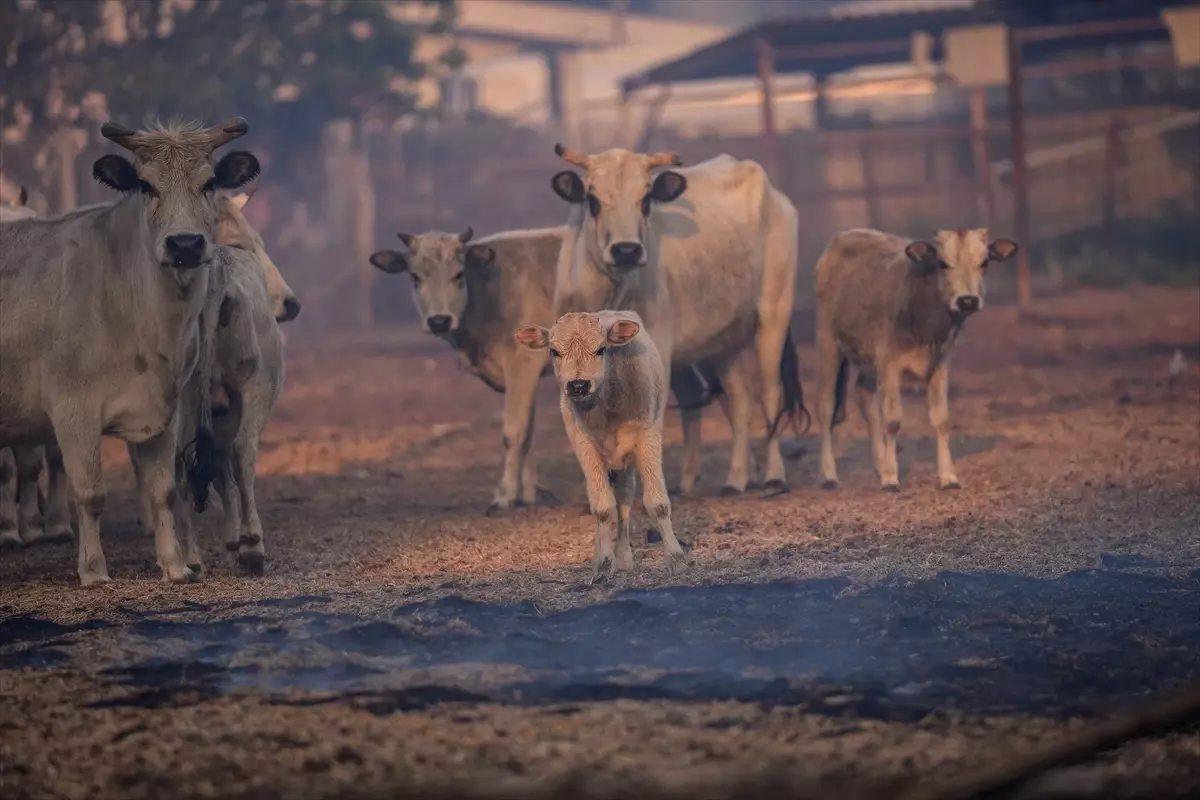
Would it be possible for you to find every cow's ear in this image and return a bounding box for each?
[515,325,549,350]
[465,244,495,270]
[650,171,687,203]
[93,154,140,193]
[213,150,261,190]
[905,240,940,268]
[607,318,641,346]
[551,170,586,204]
[369,250,408,274]
[988,239,1018,263]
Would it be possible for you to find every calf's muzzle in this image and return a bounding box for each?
[956,295,981,315]
[610,241,644,267]
[566,379,593,399]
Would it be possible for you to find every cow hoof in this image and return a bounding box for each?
[664,551,688,575]
[238,551,265,577]
[589,557,613,585]
[512,499,528,509]
[225,539,241,552]
[79,571,112,587]
[0,532,23,551]
[941,480,962,491]
[164,565,198,584]
[820,479,839,491]
[535,488,563,507]
[881,483,901,493]
[762,479,791,495]
[646,529,662,544]
[186,563,205,578]
[667,486,690,499]
[718,485,743,497]
[483,502,505,517]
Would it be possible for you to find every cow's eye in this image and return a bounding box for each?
[595,347,607,357]
[549,348,560,358]
[412,276,423,287]
[452,271,464,286]
[201,178,215,193]
[939,260,951,270]
[640,194,651,217]
[587,194,601,218]
[139,180,158,197]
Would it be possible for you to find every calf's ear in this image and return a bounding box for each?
[369,250,408,274]
[551,171,586,204]
[93,154,141,193]
[465,244,496,270]
[905,240,940,268]
[213,150,261,190]
[514,326,550,350]
[607,318,641,346]
[650,171,687,203]
[988,238,1019,262]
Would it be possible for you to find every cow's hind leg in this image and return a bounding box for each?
[613,466,636,571]
[855,372,886,478]
[717,358,754,496]
[489,353,545,514]
[43,444,74,542]
[0,449,19,549]
[816,316,842,489]
[14,445,46,544]
[133,419,197,583]
[878,360,903,491]
[215,459,243,558]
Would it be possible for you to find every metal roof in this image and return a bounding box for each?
[620,2,1179,93]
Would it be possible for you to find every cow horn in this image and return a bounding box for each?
[645,151,682,169]
[206,117,249,150]
[554,143,591,170]
[100,121,140,150]
[459,226,474,244]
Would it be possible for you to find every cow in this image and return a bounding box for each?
[130,239,284,577]
[0,117,261,585]
[367,227,754,514]
[814,227,1018,491]
[216,190,301,323]
[0,192,73,550]
[549,145,808,497]
[516,311,686,582]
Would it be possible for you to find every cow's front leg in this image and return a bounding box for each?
[489,352,545,514]
[52,416,110,585]
[133,417,197,584]
[927,362,960,490]
[613,466,637,572]
[574,437,617,583]
[879,360,903,491]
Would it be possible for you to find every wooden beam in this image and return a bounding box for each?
[1005,26,1032,310]
[969,87,995,229]
[755,37,778,180]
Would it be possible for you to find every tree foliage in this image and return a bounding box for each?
[1,0,454,151]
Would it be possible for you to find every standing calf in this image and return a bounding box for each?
[516,311,686,582]
[815,228,1018,491]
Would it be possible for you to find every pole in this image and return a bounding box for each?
[755,37,778,181]
[969,87,995,229]
[1005,26,1032,310]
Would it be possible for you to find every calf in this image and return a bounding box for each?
[814,227,1018,491]
[516,311,686,582]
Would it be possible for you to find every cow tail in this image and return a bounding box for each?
[830,356,850,430]
[768,325,811,439]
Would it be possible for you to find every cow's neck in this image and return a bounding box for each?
[896,271,963,368]
[103,198,210,371]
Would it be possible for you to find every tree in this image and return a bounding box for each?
[0,0,455,199]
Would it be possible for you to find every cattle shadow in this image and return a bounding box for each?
[3,569,1196,722]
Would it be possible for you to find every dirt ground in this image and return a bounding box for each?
[2,285,1199,800]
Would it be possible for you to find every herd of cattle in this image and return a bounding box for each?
[0,117,1018,586]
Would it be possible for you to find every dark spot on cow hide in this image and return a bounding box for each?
[82,495,106,519]
[651,503,671,520]
[134,354,148,374]
[594,507,614,524]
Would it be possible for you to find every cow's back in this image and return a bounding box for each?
[656,155,775,362]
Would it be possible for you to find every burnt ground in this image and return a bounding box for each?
[1,286,1199,800]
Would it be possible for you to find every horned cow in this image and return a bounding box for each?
[814,227,1018,491]
[0,117,260,585]
[550,145,808,497]
[516,311,686,582]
